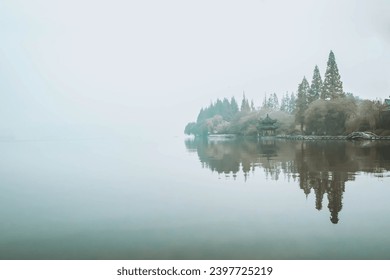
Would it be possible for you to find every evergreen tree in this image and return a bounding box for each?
[250,99,255,111]
[267,95,274,109]
[196,108,206,123]
[280,92,291,113]
[272,93,279,110]
[230,97,239,115]
[308,65,322,104]
[215,99,223,116]
[280,93,287,112]
[206,101,215,118]
[240,92,250,112]
[321,50,344,99]
[295,77,310,132]
[289,92,296,114]
[222,98,231,120]
[262,93,268,109]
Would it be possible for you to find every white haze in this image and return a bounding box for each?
[1,0,389,139]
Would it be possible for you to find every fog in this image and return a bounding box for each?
[1,0,389,139]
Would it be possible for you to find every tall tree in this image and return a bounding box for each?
[289,92,296,114]
[321,51,344,99]
[262,94,268,109]
[295,77,310,132]
[308,65,322,104]
[230,96,239,115]
[267,95,274,109]
[250,99,255,111]
[280,93,288,112]
[222,98,231,120]
[196,108,206,123]
[272,93,279,110]
[240,92,250,112]
[214,99,223,116]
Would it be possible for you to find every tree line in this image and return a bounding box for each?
[185,51,389,136]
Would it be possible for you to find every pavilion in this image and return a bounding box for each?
[258,114,278,136]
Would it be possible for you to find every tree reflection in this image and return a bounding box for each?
[185,137,390,224]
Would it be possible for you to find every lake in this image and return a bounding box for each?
[1,135,390,259]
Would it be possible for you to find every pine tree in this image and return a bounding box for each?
[267,95,274,109]
[295,77,310,132]
[289,92,296,114]
[262,94,268,109]
[250,99,255,111]
[280,92,291,113]
[196,108,205,123]
[321,50,344,99]
[222,98,231,120]
[272,93,279,110]
[207,101,215,118]
[230,97,239,115]
[308,65,322,104]
[280,94,287,112]
[215,99,223,116]
[240,92,250,112]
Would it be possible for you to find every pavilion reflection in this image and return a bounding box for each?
[185,137,390,224]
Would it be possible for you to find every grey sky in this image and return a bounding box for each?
[1,0,389,137]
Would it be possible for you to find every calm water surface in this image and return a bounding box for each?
[1,135,389,259]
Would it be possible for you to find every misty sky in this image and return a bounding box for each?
[1,0,389,137]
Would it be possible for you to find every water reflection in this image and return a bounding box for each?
[185,137,390,224]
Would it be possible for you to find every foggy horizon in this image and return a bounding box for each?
[1,0,389,139]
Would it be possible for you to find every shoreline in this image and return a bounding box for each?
[200,132,390,141]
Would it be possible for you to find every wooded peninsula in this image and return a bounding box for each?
[185,51,390,138]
